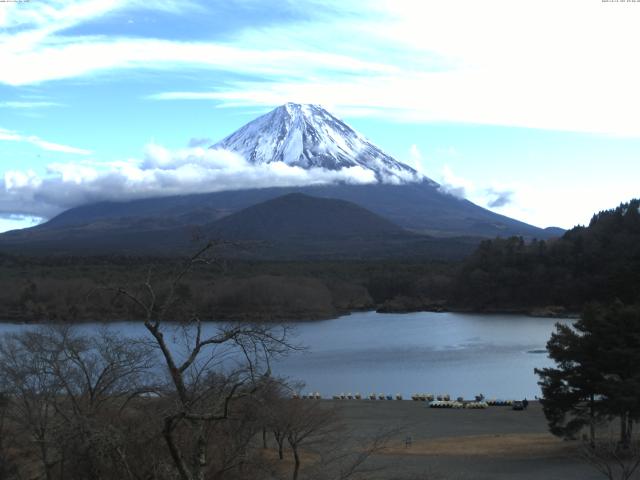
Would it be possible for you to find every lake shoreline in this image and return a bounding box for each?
[0,304,580,325]
[375,303,580,320]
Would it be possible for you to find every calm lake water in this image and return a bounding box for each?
[0,311,571,399]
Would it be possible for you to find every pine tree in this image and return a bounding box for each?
[537,302,640,447]
[535,313,604,445]
[586,302,640,448]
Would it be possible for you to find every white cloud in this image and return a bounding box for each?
[438,165,473,199]
[0,101,62,109]
[150,1,640,137]
[435,174,605,230]
[0,0,200,30]
[174,67,640,137]
[1,37,394,86]
[0,144,386,219]
[2,0,639,135]
[484,182,640,231]
[1,24,394,86]
[0,127,92,154]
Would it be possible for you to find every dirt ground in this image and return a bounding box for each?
[331,400,605,480]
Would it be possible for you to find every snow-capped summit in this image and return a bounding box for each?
[212,103,420,182]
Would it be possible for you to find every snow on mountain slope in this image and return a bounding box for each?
[212,103,424,183]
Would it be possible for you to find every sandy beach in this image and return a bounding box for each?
[331,400,603,480]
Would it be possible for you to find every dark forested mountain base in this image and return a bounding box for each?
[1,199,638,323]
[0,183,560,257]
[0,192,481,259]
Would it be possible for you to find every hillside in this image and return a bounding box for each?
[206,192,403,240]
[452,199,640,311]
[5,181,559,246]
[0,193,480,260]
[200,193,480,260]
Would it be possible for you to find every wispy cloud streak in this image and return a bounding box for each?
[2,1,639,135]
[0,127,92,154]
[0,101,63,109]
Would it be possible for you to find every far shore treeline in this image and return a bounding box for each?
[0,199,638,323]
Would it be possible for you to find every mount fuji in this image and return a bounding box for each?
[0,103,562,256]
[213,102,420,183]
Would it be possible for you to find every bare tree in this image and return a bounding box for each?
[252,376,290,457]
[314,427,400,480]
[581,435,640,480]
[114,242,294,480]
[258,382,292,461]
[282,399,342,480]
[0,329,65,480]
[263,394,398,480]
[0,392,18,479]
[0,326,158,480]
[49,327,156,480]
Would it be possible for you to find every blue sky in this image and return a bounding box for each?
[1,0,640,233]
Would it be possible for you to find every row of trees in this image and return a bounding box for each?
[0,245,389,480]
[0,264,377,323]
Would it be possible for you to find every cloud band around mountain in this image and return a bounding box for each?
[0,144,394,220]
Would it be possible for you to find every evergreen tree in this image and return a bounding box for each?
[536,302,640,447]
[535,313,604,445]
[586,302,640,448]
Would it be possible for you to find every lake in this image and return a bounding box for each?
[0,311,570,399]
